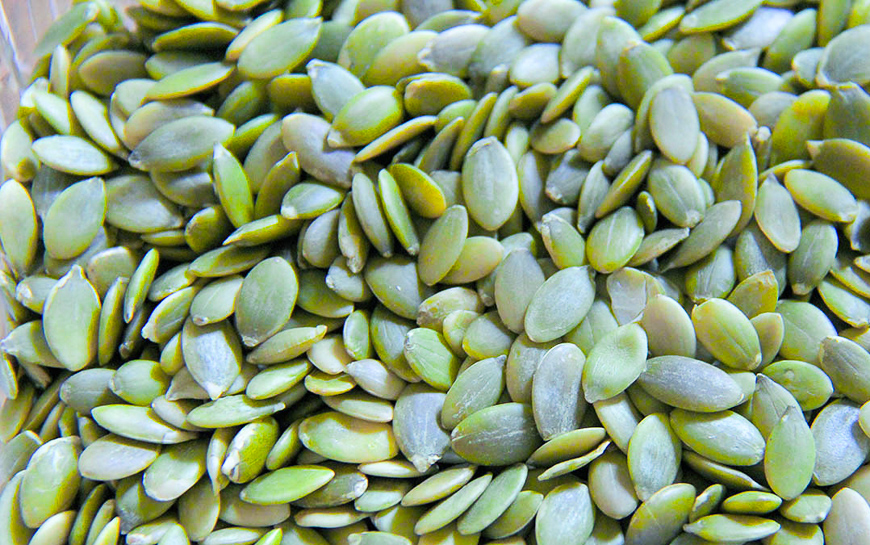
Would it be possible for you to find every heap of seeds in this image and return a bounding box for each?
[4,0,870,543]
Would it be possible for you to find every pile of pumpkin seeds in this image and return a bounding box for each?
[9,0,870,543]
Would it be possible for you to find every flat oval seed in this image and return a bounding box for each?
[461,137,519,231]
[142,439,208,501]
[239,18,321,79]
[32,136,117,175]
[241,466,335,505]
[650,87,700,164]
[692,93,758,149]
[212,144,254,229]
[586,207,645,273]
[532,344,586,441]
[378,170,420,256]
[820,336,870,404]
[823,488,870,544]
[392,384,450,472]
[78,435,159,481]
[129,116,235,172]
[639,356,745,412]
[812,399,870,486]
[627,413,681,501]
[106,174,185,234]
[679,0,763,34]
[640,295,696,358]
[763,360,833,412]
[299,411,398,464]
[190,275,244,326]
[669,409,765,466]
[366,255,433,321]
[583,324,648,404]
[777,300,837,365]
[414,473,492,535]
[187,395,285,429]
[524,266,595,343]
[417,205,468,286]
[764,406,814,501]
[495,249,545,334]
[457,463,527,535]
[402,465,476,507]
[91,405,196,444]
[624,483,696,545]
[692,298,762,370]
[784,168,858,223]
[817,25,870,87]
[442,356,505,430]
[19,437,81,528]
[535,482,595,545]
[145,61,235,101]
[33,2,98,58]
[0,180,38,276]
[403,328,460,391]
[352,172,394,257]
[338,12,410,79]
[235,257,298,348]
[181,318,243,400]
[450,403,542,466]
[43,266,100,371]
[46,177,107,262]
[754,176,801,253]
[328,86,404,148]
[247,326,328,365]
[684,514,779,542]
[387,164,447,219]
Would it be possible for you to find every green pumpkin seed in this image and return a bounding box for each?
[129,116,235,172]
[451,403,542,466]
[234,257,298,347]
[812,399,870,486]
[32,136,117,175]
[328,86,404,148]
[639,356,745,412]
[78,434,158,481]
[0,181,39,276]
[413,473,492,535]
[624,483,695,545]
[817,25,870,87]
[586,207,644,274]
[667,202,744,271]
[784,168,858,223]
[338,11,409,79]
[461,137,519,231]
[649,87,699,165]
[670,409,765,466]
[142,439,208,501]
[587,449,638,521]
[483,490,542,540]
[19,437,81,528]
[777,300,837,365]
[187,395,286,429]
[582,324,647,404]
[626,413,681,501]
[42,266,100,371]
[524,266,595,343]
[535,482,595,545]
[692,298,762,370]
[824,487,870,545]
[299,411,397,463]
[146,62,235,101]
[764,406,814,501]
[531,344,585,440]
[457,463,527,535]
